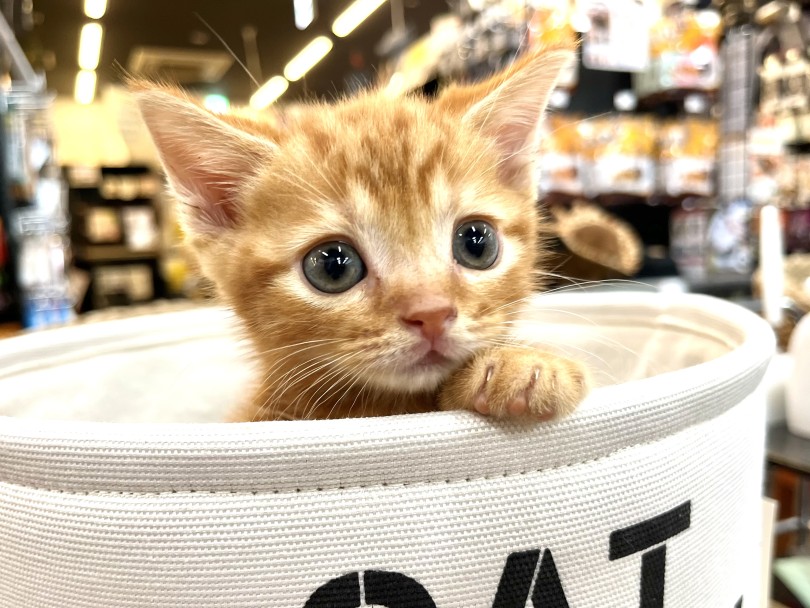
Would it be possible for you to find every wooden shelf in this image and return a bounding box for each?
[74,245,159,263]
[0,322,21,339]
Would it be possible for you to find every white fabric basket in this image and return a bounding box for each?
[0,293,774,608]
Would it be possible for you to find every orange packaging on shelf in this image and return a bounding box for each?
[537,114,584,198]
[586,115,657,199]
[658,118,718,197]
[528,1,579,89]
[529,0,576,48]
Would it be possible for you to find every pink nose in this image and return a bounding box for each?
[399,297,457,343]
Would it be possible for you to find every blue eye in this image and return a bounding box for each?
[303,241,366,293]
[453,220,499,269]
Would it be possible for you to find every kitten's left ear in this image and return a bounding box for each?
[455,47,574,192]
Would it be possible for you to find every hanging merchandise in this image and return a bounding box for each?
[761,51,810,143]
[756,4,810,143]
[753,4,810,254]
[670,197,713,280]
[758,54,782,123]
[705,199,755,275]
[635,3,722,99]
[577,0,651,73]
[748,116,788,207]
[708,0,757,279]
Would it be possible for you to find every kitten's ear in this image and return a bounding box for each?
[133,86,276,236]
[440,46,574,191]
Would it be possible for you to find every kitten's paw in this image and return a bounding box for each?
[438,346,589,420]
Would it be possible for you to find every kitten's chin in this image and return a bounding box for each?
[369,362,455,394]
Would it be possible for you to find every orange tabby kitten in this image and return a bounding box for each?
[134,43,589,421]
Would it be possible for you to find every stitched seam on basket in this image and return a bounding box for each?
[0,406,747,498]
[0,376,761,494]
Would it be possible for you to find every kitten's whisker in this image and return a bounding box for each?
[492,315,649,369]
[272,168,335,204]
[319,365,366,418]
[481,335,614,373]
[193,12,261,89]
[498,306,600,326]
[479,294,536,316]
[300,355,364,417]
[250,338,348,358]
[290,139,350,202]
[536,275,654,293]
[254,346,341,399]
[344,372,375,420]
[339,362,376,409]
[254,351,337,411]
[542,111,613,140]
[264,351,356,413]
[313,361,368,420]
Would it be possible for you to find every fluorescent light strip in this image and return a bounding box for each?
[294,0,315,30]
[78,22,103,70]
[74,70,97,104]
[283,36,333,82]
[250,76,289,109]
[84,0,107,19]
[332,0,387,38]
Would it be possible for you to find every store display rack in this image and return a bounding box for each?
[66,165,166,312]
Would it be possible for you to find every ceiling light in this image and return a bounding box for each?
[74,70,97,105]
[250,76,289,109]
[78,22,103,70]
[294,0,316,30]
[332,0,387,38]
[283,36,333,82]
[84,0,107,19]
[203,94,230,114]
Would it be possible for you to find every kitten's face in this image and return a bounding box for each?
[135,45,572,395]
[218,100,538,392]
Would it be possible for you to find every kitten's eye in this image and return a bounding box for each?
[453,220,499,270]
[303,241,366,293]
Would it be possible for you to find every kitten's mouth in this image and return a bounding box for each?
[405,347,460,379]
[369,347,459,392]
[413,350,452,369]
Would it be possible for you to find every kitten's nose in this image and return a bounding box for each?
[399,296,457,344]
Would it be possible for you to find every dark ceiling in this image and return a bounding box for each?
[28,0,448,104]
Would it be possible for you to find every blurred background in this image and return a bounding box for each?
[0,0,799,331]
[1,0,810,603]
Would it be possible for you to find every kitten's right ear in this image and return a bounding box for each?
[133,86,276,236]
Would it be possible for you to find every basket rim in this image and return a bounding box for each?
[0,292,775,494]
